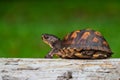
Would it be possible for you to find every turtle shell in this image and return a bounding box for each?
[59,29,113,59]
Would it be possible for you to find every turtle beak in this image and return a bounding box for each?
[41,34,45,40]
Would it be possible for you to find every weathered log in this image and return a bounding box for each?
[0,58,120,80]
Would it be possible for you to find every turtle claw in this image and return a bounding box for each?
[45,55,53,58]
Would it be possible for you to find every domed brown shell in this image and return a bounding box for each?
[59,29,113,59]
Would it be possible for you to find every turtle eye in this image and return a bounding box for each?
[44,35,49,39]
[42,34,49,40]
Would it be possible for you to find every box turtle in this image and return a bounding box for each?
[42,29,113,59]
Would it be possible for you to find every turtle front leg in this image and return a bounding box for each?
[45,49,54,58]
[45,54,53,58]
[45,48,59,58]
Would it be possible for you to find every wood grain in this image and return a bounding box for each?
[0,58,120,80]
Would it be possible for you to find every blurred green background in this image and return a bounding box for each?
[0,1,120,58]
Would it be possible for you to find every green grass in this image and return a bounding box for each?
[0,1,120,58]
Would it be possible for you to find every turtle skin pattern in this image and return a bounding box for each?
[57,29,113,59]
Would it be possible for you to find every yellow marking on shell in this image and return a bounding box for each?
[93,52,107,58]
[63,49,69,54]
[74,53,83,58]
[64,33,70,40]
[94,31,102,36]
[76,48,82,51]
[60,49,64,54]
[73,47,76,50]
[92,37,99,42]
[61,54,66,58]
[81,32,90,39]
[93,54,100,58]
[71,30,80,39]
[75,30,80,33]
[67,47,70,49]
[69,49,74,52]
[104,55,107,57]
[60,49,74,58]
[63,47,66,49]
[103,41,108,46]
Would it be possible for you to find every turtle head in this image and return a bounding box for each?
[42,34,61,48]
[42,34,62,58]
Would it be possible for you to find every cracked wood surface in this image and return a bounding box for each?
[0,58,120,80]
